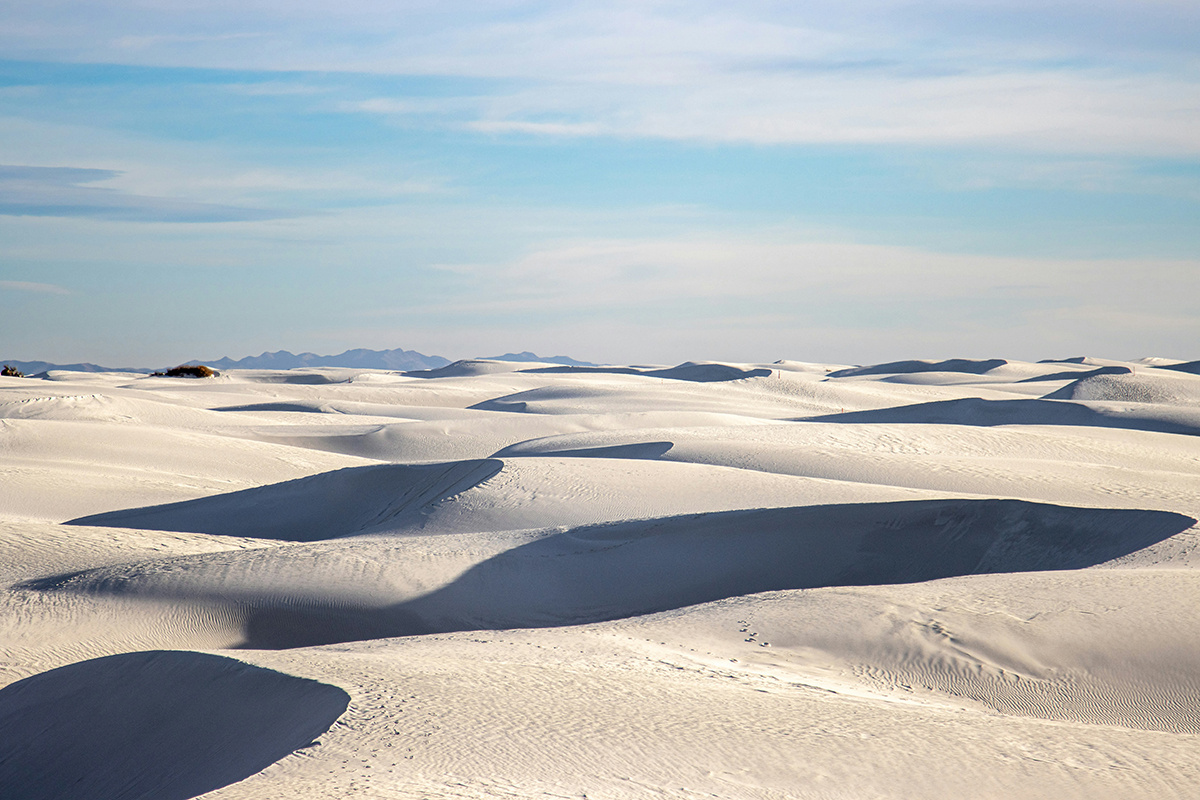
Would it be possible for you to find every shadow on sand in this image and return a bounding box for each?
[800,397,1200,436]
[827,359,1007,378]
[0,650,348,800]
[385,500,1194,639]
[27,499,1196,650]
[67,460,503,541]
[518,362,773,383]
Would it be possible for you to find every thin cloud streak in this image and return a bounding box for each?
[412,236,1200,326]
[354,231,1200,363]
[0,164,299,223]
[0,280,71,295]
[1,2,1197,155]
[446,70,1200,154]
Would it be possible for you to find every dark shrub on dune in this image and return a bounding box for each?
[152,364,219,378]
[1,364,25,377]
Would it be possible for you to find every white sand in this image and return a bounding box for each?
[1,357,1198,798]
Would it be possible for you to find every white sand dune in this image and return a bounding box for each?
[496,422,1200,514]
[1043,370,1200,404]
[29,499,1192,651]
[2,356,1199,799]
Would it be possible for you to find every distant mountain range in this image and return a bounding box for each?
[1,348,597,376]
[202,348,452,372]
[202,348,597,370]
[479,351,597,367]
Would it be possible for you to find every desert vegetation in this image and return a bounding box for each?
[151,364,218,378]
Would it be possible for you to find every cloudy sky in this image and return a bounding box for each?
[1,1,1197,366]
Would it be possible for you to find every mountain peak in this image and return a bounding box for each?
[479,352,597,367]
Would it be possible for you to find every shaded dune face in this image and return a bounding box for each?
[27,500,1195,650]
[404,359,528,378]
[502,440,674,460]
[397,500,1194,635]
[827,359,1008,378]
[67,460,504,541]
[0,650,349,800]
[1043,373,1200,405]
[803,397,1200,436]
[1018,366,1132,383]
[518,362,774,382]
[1155,360,1200,375]
[406,359,772,383]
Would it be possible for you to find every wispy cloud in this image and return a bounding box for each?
[114,32,265,50]
[365,232,1198,362]
[467,119,603,137]
[1,2,1196,154]
[0,280,71,295]
[419,234,1199,322]
[925,155,1200,200]
[0,164,297,223]
[222,81,331,97]
[0,165,120,185]
[442,69,1200,153]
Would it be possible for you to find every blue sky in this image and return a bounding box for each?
[1,1,1197,366]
